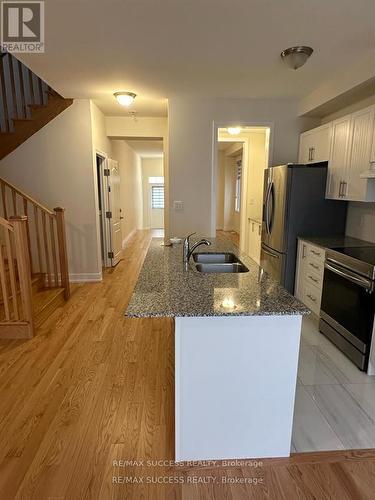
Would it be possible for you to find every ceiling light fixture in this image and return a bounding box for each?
[227,127,241,135]
[114,91,137,106]
[280,46,313,70]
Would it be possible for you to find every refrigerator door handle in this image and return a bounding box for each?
[261,244,280,259]
[265,182,272,234]
[268,182,275,233]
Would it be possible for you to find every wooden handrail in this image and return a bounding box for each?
[0,177,54,216]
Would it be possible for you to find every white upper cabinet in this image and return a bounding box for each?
[300,104,375,202]
[346,106,375,200]
[298,123,332,164]
[326,116,351,200]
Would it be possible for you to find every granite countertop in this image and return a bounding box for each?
[298,235,375,250]
[126,236,309,318]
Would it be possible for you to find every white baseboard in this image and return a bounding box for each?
[69,273,102,283]
[122,229,137,248]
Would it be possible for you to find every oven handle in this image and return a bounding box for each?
[325,261,374,292]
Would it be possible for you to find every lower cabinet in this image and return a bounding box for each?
[295,239,325,316]
[247,219,262,265]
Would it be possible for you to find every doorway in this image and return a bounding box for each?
[216,126,271,264]
[96,153,123,268]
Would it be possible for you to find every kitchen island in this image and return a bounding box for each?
[126,236,309,461]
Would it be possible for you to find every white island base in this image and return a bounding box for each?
[175,314,302,462]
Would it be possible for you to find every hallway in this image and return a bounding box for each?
[0,230,374,499]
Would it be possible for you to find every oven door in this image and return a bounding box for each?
[320,259,375,368]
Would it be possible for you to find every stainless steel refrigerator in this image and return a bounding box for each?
[260,163,347,293]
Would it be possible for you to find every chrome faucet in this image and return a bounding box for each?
[183,232,211,263]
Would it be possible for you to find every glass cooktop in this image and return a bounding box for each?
[332,246,375,267]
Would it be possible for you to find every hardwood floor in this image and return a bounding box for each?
[1,229,375,499]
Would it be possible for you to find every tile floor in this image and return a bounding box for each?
[292,315,375,452]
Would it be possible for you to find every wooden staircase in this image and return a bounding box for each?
[0,51,73,160]
[0,178,70,339]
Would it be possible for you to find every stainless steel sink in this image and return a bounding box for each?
[195,262,249,274]
[193,252,240,264]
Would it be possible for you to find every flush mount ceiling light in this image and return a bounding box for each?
[280,46,313,70]
[227,126,241,135]
[114,91,136,106]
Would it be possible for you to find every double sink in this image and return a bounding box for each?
[192,252,249,274]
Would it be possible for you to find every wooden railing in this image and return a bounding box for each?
[0,215,34,338]
[0,50,52,133]
[0,177,70,300]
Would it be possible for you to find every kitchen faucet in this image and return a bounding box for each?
[183,232,211,263]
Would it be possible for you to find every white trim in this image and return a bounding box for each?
[69,273,103,283]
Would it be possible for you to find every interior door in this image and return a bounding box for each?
[149,184,165,228]
[107,159,123,266]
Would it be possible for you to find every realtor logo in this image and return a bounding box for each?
[1,1,44,53]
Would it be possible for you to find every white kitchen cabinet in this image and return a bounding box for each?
[345,106,375,200]
[247,218,261,265]
[371,120,375,164]
[298,123,332,164]
[325,116,351,200]
[295,240,325,316]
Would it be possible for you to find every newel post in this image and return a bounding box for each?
[54,207,70,300]
[10,215,35,337]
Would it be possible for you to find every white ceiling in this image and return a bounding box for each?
[124,140,163,158]
[19,0,375,116]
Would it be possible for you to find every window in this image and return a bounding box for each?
[235,159,242,212]
[148,176,164,184]
[151,185,165,209]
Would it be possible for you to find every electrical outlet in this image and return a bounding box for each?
[174,201,184,211]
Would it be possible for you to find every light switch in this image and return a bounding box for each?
[174,201,184,211]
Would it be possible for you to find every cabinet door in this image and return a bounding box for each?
[298,132,312,163]
[371,122,375,164]
[345,107,374,200]
[326,116,351,199]
[294,240,307,301]
[310,123,332,163]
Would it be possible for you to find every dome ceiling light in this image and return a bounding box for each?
[280,46,313,70]
[227,127,241,135]
[114,91,137,106]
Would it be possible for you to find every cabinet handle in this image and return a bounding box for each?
[258,225,261,236]
[308,148,312,162]
[339,181,343,197]
[307,294,317,302]
[309,263,319,270]
[311,250,321,257]
[302,244,307,259]
[308,275,319,283]
[311,147,315,161]
[342,181,347,198]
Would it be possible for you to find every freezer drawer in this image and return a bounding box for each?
[260,243,286,285]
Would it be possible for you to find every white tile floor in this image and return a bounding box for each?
[292,315,375,453]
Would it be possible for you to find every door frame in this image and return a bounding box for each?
[95,150,112,268]
[212,122,274,253]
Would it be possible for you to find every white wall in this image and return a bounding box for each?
[0,99,101,281]
[141,157,164,229]
[111,141,143,244]
[168,96,316,237]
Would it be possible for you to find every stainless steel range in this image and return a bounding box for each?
[320,246,375,371]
